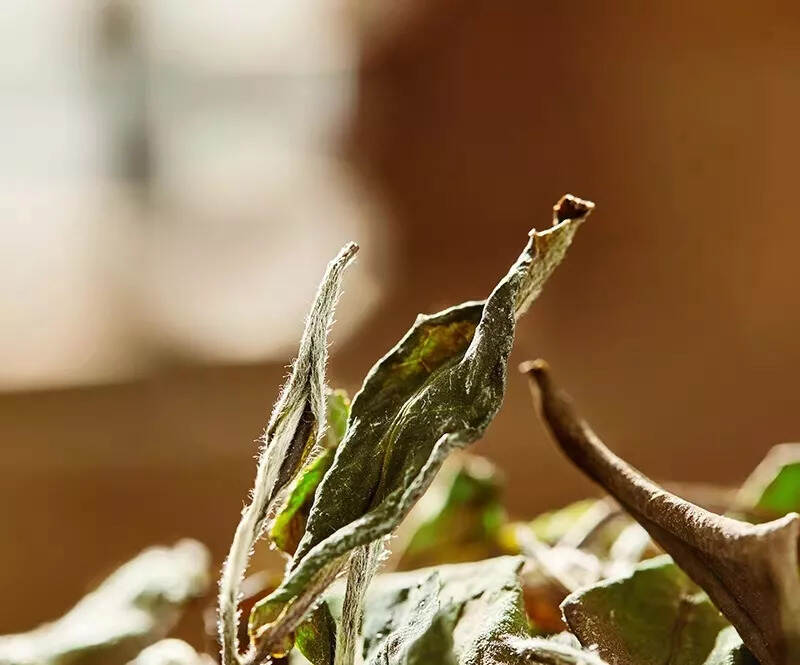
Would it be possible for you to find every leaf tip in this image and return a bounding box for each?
[553,194,595,224]
[337,241,360,265]
[519,359,553,396]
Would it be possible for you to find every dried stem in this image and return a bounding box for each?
[334,540,384,665]
[522,359,800,665]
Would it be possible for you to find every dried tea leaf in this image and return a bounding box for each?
[362,571,457,665]
[271,390,352,556]
[524,360,800,665]
[335,557,605,665]
[737,443,800,518]
[0,540,210,665]
[127,640,214,665]
[248,196,594,660]
[358,557,528,665]
[561,555,755,665]
[294,602,337,665]
[218,243,357,665]
[397,454,506,570]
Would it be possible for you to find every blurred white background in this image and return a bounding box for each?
[0,0,386,389]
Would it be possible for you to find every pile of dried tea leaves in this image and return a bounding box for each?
[5,195,798,665]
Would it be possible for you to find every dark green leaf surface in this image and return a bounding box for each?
[356,557,529,665]
[362,571,458,665]
[329,556,606,665]
[250,197,593,654]
[562,556,755,665]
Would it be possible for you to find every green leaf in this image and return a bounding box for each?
[738,443,800,517]
[397,454,506,570]
[0,540,210,665]
[271,390,351,555]
[525,360,800,665]
[562,555,756,665]
[294,602,337,665]
[249,196,594,659]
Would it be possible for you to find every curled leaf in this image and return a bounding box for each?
[218,243,357,665]
[524,359,800,665]
[249,196,594,659]
[0,540,210,665]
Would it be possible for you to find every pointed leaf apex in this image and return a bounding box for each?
[554,194,595,223]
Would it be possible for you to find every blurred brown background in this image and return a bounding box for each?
[2,1,800,635]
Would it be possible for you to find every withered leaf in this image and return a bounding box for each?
[562,554,756,665]
[524,360,800,665]
[219,243,357,665]
[332,557,606,665]
[248,196,594,660]
[0,540,210,665]
[361,571,458,665]
[353,557,528,665]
